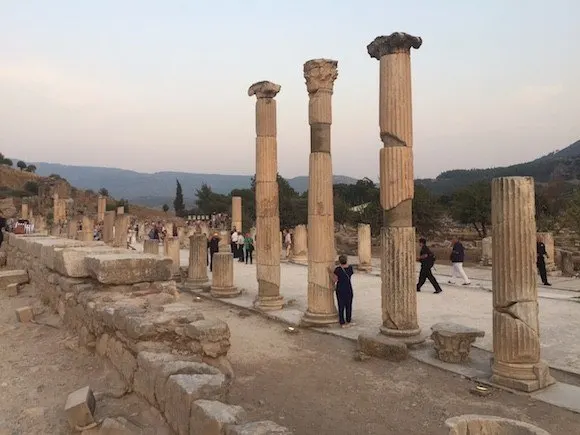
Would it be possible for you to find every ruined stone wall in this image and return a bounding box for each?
[2,233,292,434]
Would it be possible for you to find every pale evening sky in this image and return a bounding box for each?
[0,0,578,179]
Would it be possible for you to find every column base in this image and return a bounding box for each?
[256,295,284,311]
[491,360,555,392]
[357,263,372,272]
[379,326,425,345]
[302,310,338,326]
[184,278,209,289]
[289,256,307,264]
[210,285,240,298]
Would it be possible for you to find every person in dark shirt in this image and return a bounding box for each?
[449,238,471,285]
[536,236,551,286]
[208,233,220,272]
[332,255,355,328]
[416,238,443,294]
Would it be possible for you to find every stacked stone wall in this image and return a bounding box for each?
[1,233,292,434]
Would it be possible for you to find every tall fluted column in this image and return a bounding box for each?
[368,32,423,341]
[165,237,181,278]
[21,203,29,220]
[113,214,129,248]
[231,196,242,232]
[357,224,372,271]
[248,81,284,310]
[491,177,554,392]
[103,211,115,244]
[291,225,308,262]
[97,196,107,222]
[302,59,338,325]
[186,233,209,287]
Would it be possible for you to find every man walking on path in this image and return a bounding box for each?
[417,238,443,294]
[537,235,552,286]
[448,238,471,285]
[284,230,292,258]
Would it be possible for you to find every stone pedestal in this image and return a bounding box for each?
[490,177,554,392]
[186,234,209,287]
[210,253,240,298]
[481,236,492,266]
[249,80,284,311]
[103,211,115,244]
[164,237,180,278]
[231,196,242,232]
[302,58,339,326]
[291,225,308,262]
[113,215,129,248]
[357,223,372,271]
[97,196,106,222]
[143,239,159,255]
[368,32,423,342]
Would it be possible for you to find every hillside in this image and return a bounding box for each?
[26,162,357,208]
[417,139,580,195]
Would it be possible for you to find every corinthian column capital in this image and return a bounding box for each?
[248,81,281,99]
[367,32,422,59]
[303,59,338,94]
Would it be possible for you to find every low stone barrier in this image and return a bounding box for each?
[2,233,292,435]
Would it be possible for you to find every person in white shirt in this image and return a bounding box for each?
[284,230,292,258]
[231,229,239,258]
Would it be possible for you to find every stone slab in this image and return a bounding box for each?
[0,269,28,288]
[53,246,127,278]
[357,333,409,361]
[532,382,580,414]
[64,386,96,429]
[15,306,34,322]
[190,399,247,435]
[85,253,172,284]
[431,322,485,338]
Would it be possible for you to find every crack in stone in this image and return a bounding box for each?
[381,132,407,148]
[496,302,536,333]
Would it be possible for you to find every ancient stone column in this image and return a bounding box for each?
[103,211,115,244]
[21,203,29,220]
[116,206,125,215]
[248,80,284,310]
[97,196,107,222]
[231,196,242,232]
[302,59,339,325]
[368,32,423,341]
[292,225,308,262]
[165,237,181,278]
[491,177,554,392]
[166,222,174,237]
[52,194,59,224]
[537,232,557,272]
[210,253,240,298]
[186,234,209,287]
[218,230,230,253]
[357,223,372,271]
[143,239,159,255]
[67,220,77,239]
[481,236,493,266]
[113,214,129,248]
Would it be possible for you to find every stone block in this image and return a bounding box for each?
[85,253,172,284]
[357,334,408,362]
[445,414,550,435]
[53,246,126,278]
[164,373,227,435]
[15,306,34,323]
[185,319,230,342]
[133,352,177,407]
[105,337,137,386]
[430,323,485,364]
[64,386,96,429]
[0,269,29,289]
[225,421,293,435]
[190,400,247,435]
[5,283,18,297]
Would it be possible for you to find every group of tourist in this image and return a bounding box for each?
[205,228,255,272]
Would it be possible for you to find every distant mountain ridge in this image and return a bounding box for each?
[28,162,357,208]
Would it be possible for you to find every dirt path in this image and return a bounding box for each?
[197,301,579,435]
[1,285,579,435]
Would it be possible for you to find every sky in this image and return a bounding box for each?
[0,0,578,179]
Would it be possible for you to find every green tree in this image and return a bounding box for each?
[0,153,12,166]
[17,160,27,171]
[25,164,36,173]
[333,195,350,230]
[413,184,443,236]
[24,181,39,195]
[162,204,169,213]
[195,183,229,214]
[174,179,185,217]
[450,181,491,238]
[98,187,109,196]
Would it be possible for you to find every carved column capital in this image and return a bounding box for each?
[248,81,281,99]
[367,32,422,59]
[303,59,338,94]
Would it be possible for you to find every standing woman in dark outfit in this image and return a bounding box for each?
[332,255,355,328]
[0,213,5,248]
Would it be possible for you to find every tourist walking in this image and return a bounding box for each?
[284,230,292,258]
[237,232,245,262]
[231,228,239,259]
[416,238,443,294]
[332,255,355,328]
[208,232,220,272]
[244,232,254,264]
[537,236,552,286]
[448,238,470,285]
